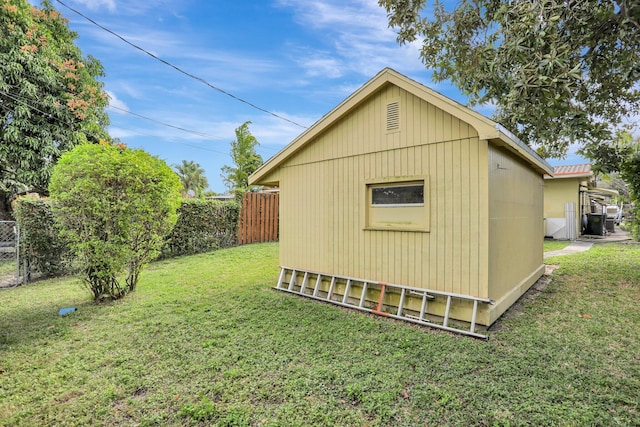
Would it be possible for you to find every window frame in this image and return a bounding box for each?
[363,175,430,232]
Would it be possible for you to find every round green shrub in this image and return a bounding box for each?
[49,143,181,300]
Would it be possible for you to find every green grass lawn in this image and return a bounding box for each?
[0,259,16,277]
[1,242,638,426]
[543,239,572,252]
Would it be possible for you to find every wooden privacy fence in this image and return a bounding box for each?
[238,192,279,244]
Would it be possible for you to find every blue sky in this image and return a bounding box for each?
[48,0,587,193]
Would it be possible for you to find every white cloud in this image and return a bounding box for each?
[107,125,137,140]
[277,0,390,38]
[105,90,128,112]
[276,0,424,78]
[69,0,179,15]
[252,113,316,144]
[75,23,182,58]
[71,0,116,13]
[107,81,145,100]
[301,56,344,78]
[473,100,498,118]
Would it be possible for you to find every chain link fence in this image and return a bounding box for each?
[0,220,21,289]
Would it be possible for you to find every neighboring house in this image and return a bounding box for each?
[544,164,619,239]
[543,164,594,240]
[249,68,552,330]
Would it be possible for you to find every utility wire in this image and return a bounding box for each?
[0,88,230,155]
[54,0,308,130]
[106,123,232,156]
[3,83,209,140]
[2,85,279,153]
[107,104,280,153]
[0,89,74,128]
[107,104,219,140]
[1,89,284,157]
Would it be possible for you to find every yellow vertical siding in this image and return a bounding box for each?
[487,145,545,324]
[543,178,582,238]
[251,70,552,326]
[277,85,488,311]
[477,140,490,302]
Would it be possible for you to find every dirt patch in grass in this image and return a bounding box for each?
[489,273,554,333]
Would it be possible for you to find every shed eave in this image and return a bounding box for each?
[487,125,553,176]
[587,187,619,197]
[544,172,593,180]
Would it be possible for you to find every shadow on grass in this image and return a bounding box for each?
[0,278,96,348]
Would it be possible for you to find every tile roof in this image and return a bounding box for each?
[545,164,593,179]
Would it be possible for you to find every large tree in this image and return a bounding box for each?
[379,0,640,165]
[0,0,110,218]
[174,160,209,198]
[220,121,263,192]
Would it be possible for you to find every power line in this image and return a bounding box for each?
[54,0,308,130]
[2,84,280,153]
[0,89,233,155]
[107,104,280,153]
[107,104,219,140]
[106,123,232,156]
[2,83,206,140]
[0,89,75,129]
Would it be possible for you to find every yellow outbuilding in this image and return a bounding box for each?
[249,68,552,338]
[543,164,594,240]
[543,164,620,239]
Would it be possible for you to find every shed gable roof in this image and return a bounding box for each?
[250,68,552,184]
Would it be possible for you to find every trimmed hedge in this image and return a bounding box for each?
[13,197,74,278]
[14,198,240,279]
[161,199,240,258]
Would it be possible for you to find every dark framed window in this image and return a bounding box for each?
[371,183,424,206]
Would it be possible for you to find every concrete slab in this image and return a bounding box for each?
[544,226,634,259]
[543,241,594,259]
[578,226,632,243]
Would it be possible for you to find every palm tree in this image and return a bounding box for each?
[220,121,263,192]
[174,160,209,197]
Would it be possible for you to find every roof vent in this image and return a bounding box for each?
[386,101,399,131]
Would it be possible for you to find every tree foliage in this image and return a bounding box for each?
[49,143,181,300]
[379,0,640,165]
[174,160,209,197]
[621,152,640,240]
[0,0,110,218]
[221,121,263,192]
[584,130,640,177]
